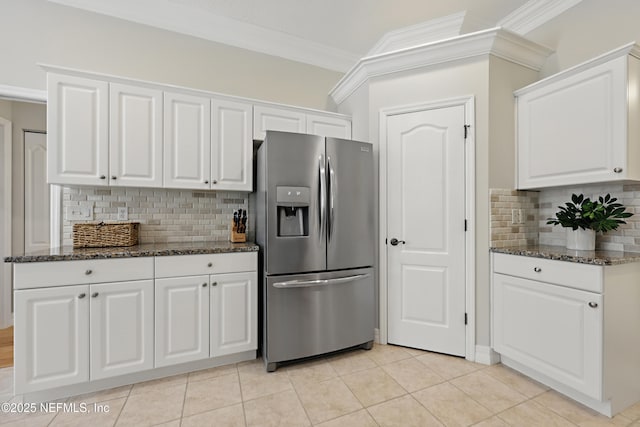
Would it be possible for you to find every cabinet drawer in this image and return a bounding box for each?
[493,253,603,293]
[155,252,257,278]
[14,258,154,289]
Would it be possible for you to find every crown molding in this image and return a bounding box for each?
[48,0,359,72]
[514,41,640,96]
[330,28,553,105]
[497,0,584,35]
[0,85,47,103]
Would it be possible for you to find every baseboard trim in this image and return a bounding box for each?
[374,328,380,344]
[475,345,501,365]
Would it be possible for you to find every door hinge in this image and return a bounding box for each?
[465,313,468,325]
[464,124,470,139]
[464,219,467,231]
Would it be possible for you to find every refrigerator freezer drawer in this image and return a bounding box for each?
[264,268,374,370]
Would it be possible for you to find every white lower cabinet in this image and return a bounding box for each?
[14,279,154,394]
[492,253,640,416]
[15,285,90,394]
[155,275,210,367]
[154,263,258,367]
[210,272,257,357]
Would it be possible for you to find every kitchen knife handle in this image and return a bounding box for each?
[319,154,326,235]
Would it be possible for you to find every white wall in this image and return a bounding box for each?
[1,0,343,110]
[528,0,640,78]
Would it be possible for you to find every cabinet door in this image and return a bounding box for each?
[306,113,352,139]
[517,56,627,189]
[211,99,253,191]
[493,273,603,399]
[210,271,257,357]
[155,276,210,367]
[110,83,163,188]
[47,73,109,186]
[90,280,154,380]
[253,105,306,140]
[14,285,89,394]
[164,92,211,189]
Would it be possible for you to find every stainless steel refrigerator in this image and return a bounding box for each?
[256,131,375,372]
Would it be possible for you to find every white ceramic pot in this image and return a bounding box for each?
[566,228,596,251]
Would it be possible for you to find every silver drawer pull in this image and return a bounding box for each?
[85,269,92,275]
[273,273,371,288]
[588,302,598,308]
[92,292,99,298]
[212,282,218,286]
[202,283,207,287]
[207,262,213,267]
[533,267,541,273]
[78,293,86,299]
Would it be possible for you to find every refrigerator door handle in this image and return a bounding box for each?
[328,156,335,242]
[272,273,371,288]
[319,154,326,235]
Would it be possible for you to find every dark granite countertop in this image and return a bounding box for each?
[490,244,640,266]
[4,241,259,263]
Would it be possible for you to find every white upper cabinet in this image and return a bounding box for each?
[47,73,109,186]
[253,105,306,140]
[306,113,352,139]
[516,44,640,189]
[110,84,163,188]
[211,99,253,191]
[164,91,211,189]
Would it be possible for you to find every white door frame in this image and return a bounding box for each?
[379,95,476,361]
[0,85,50,328]
[0,116,13,328]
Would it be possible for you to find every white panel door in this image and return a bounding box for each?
[211,99,252,191]
[306,113,352,139]
[387,105,466,356]
[155,275,210,367]
[110,83,163,187]
[164,92,211,189]
[253,105,306,140]
[14,285,89,394]
[47,73,109,186]
[210,272,257,357]
[24,131,50,253]
[90,280,154,380]
[493,273,603,399]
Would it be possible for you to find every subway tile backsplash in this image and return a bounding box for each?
[62,186,248,246]
[489,189,539,248]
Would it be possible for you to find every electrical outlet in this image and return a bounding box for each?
[117,207,128,221]
[66,206,93,220]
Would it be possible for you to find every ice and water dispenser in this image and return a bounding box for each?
[276,186,309,237]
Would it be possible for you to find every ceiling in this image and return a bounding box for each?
[48,0,575,72]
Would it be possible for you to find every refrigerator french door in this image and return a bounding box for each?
[256,131,374,372]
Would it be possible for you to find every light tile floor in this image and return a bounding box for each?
[1,344,639,426]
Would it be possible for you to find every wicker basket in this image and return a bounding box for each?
[73,221,140,248]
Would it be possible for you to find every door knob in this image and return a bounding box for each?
[588,302,598,308]
[390,238,405,246]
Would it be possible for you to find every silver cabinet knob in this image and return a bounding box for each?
[204,180,209,184]
[211,282,218,287]
[588,302,598,308]
[78,293,86,299]
[533,267,542,272]
[111,176,117,180]
[213,180,218,184]
[614,167,623,173]
[92,292,99,298]
[202,283,207,287]
[85,269,92,275]
[207,262,213,267]
[99,175,106,180]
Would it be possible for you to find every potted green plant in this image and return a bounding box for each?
[546,193,633,250]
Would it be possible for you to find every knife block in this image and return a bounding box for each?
[230,220,246,243]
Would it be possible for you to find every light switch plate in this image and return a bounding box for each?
[117,207,128,221]
[66,205,93,220]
